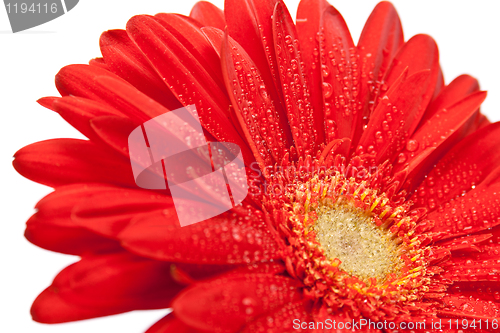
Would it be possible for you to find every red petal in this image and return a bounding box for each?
[412,122,500,211]
[13,139,136,188]
[25,215,121,256]
[221,28,292,170]
[90,75,175,123]
[55,64,169,123]
[319,5,359,147]
[189,1,225,30]
[119,209,280,264]
[296,0,331,145]
[126,15,253,163]
[440,244,500,281]
[438,233,492,253]
[439,294,500,321]
[421,74,480,124]
[56,64,128,105]
[146,313,200,333]
[172,273,302,332]
[476,113,491,130]
[200,26,224,56]
[231,261,286,276]
[357,1,403,131]
[24,183,165,250]
[433,65,445,101]
[154,13,224,86]
[169,262,283,287]
[72,187,172,238]
[125,15,227,113]
[37,96,58,110]
[225,0,284,107]
[382,34,439,135]
[31,286,127,324]
[358,69,431,163]
[31,253,183,323]
[426,181,500,240]
[462,111,489,138]
[99,29,181,110]
[31,183,136,225]
[400,90,487,189]
[448,281,500,303]
[89,115,137,157]
[241,301,311,332]
[274,1,320,155]
[89,57,108,70]
[170,262,242,285]
[51,96,123,141]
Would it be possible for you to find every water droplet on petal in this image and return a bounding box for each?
[259,85,269,100]
[322,64,330,78]
[406,139,419,152]
[322,82,333,99]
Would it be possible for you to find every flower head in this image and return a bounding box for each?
[14,0,500,332]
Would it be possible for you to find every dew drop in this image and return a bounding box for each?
[322,64,330,78]
[382,121,390,131]
[242,297,254,306]
[406,139,419,152]
[322,82,333,99]
[259,85,269,100]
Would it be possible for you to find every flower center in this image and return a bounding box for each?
[314,204,401,283]
[266,167,428,310]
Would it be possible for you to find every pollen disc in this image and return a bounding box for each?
[314,204,401,283]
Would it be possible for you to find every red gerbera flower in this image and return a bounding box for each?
[14,0,500,332]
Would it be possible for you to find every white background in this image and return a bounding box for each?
[1,0,500,332]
